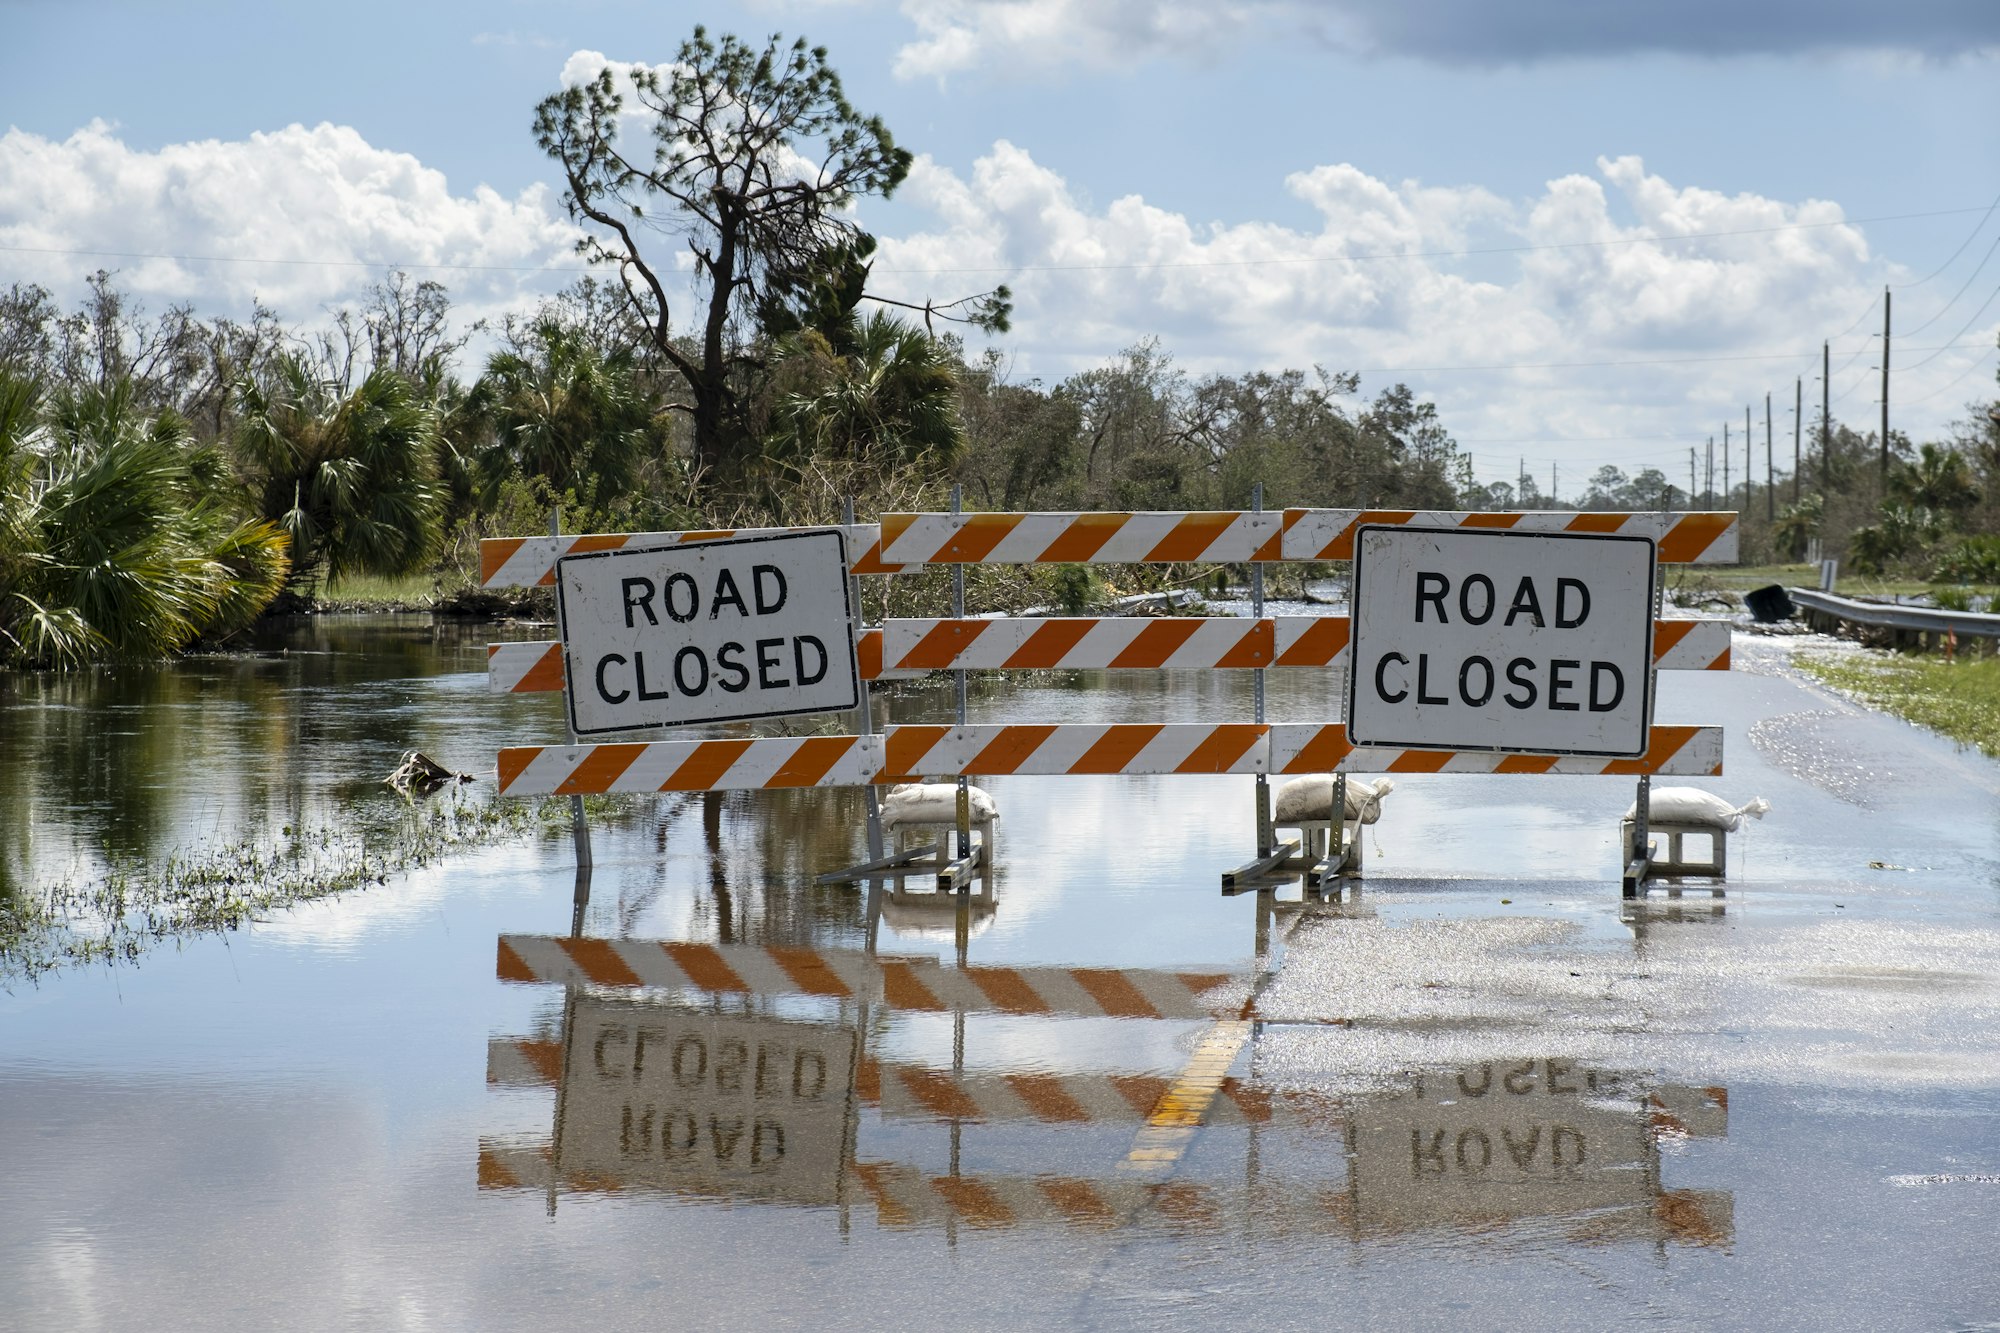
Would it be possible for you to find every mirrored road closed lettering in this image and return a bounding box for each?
[1347,525,1657,758]
[557,999,858,1206]
[557,529,861,734]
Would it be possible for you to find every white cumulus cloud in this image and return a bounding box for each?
[870,145,1997,482]
[0,120,580,332]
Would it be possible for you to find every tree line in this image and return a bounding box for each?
[4,23,1995,670]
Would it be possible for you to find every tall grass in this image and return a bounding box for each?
[1799,648,2000,757]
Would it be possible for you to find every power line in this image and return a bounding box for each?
[1892,187,2000,289]
[1349,339,1983,376]
[1900,227,2000,337]
[1901,345,2000,407]
[2,202,1995,278]
[1825,291,1881,343]
[1898,279,2000,373]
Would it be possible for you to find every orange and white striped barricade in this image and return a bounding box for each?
[478,524,905,589]
[489,616,1726,690]
[480,508,1740,891]
[1276,508,1740,565]
[1266,723,1724,778]
[872,508,1737,568]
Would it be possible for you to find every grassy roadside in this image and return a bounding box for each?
[1682,563,1935,599]
[316,571,454,612]
[1797,648,2000,757]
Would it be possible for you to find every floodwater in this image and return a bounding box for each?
[3,616,1999,1331]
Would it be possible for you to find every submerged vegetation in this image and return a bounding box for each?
[0,790,619,983]
[1798,648,2000,757]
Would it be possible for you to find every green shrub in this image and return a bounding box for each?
[1930,534,2000,585]
[1049,563,1101,614]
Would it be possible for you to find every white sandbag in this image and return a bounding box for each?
[881,782,999,828]
[1272,774,1395,825]
[1622,786,1769,831]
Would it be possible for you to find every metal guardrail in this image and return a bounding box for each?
[1789,588,2000,640]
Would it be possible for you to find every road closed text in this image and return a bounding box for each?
[556,530,860,733]
[1370,571,1628,715]
[1347,527,1656,758]
[591,565,833,706]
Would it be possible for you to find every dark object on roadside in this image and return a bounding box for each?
[387,750,471,797]
[1744,584,1794,623]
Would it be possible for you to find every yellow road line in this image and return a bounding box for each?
[1117,1020,1253,1178]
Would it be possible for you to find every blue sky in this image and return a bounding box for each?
[3,0,1998,492]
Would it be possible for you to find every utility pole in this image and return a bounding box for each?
[1519,456,1527,502]
[1800,378,1816,504]
[1822,340,1831,488]
[1764,395,1773,522]
[1881,285,1891,486]
[1744,405,1752,516]
[1706,436,1715,505]
[1552,461,1559,506]
[1723,422,1731,503]
[1690,448,1698,508]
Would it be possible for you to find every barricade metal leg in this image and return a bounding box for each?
[551,508,594,873]
[844,497,885,865]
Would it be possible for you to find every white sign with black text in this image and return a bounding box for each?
[1346,526,1656,758]
[557,529,860,735]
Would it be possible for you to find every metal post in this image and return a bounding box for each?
[1629,555,1665,898]
[1251,483,1273,858]
[552,508,593,872]
[845,498,885,865]
[1882,287,1892,487]
[951,485,971,866]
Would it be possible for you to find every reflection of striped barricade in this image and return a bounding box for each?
[487,1035,1303,1127]
[474,1143,1734,1245]
[495,936,1239,1021]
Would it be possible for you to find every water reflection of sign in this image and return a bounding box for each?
[1347,1060,1726,1239]
[1347,527,1656,758]
[557,530,860,735]
[555,999,856,1205]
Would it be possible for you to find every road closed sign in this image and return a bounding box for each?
[1346,526,1656,758]
[557,529,860,735]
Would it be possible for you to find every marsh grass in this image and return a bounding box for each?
[1,790,625,982]
[1798,648,2000,758]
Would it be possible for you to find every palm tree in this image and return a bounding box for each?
[232,356,443,593]
[470,320,665,503]
[1,373,289,668]
[773,313,964,470]
[1772,494,1824,562]
[1889,443,1979,524]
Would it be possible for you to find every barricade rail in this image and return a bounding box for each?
[487,616,1729,692]
[479,508,1739,589]
[494,723,1724,796]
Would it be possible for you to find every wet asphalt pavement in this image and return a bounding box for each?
[3,622,1998,1330]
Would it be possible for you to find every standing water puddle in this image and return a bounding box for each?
[4,619,1999,1329]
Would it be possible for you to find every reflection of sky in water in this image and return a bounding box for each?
[4,616,2000,1328]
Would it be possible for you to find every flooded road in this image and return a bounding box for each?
[4,619,1999,1330]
